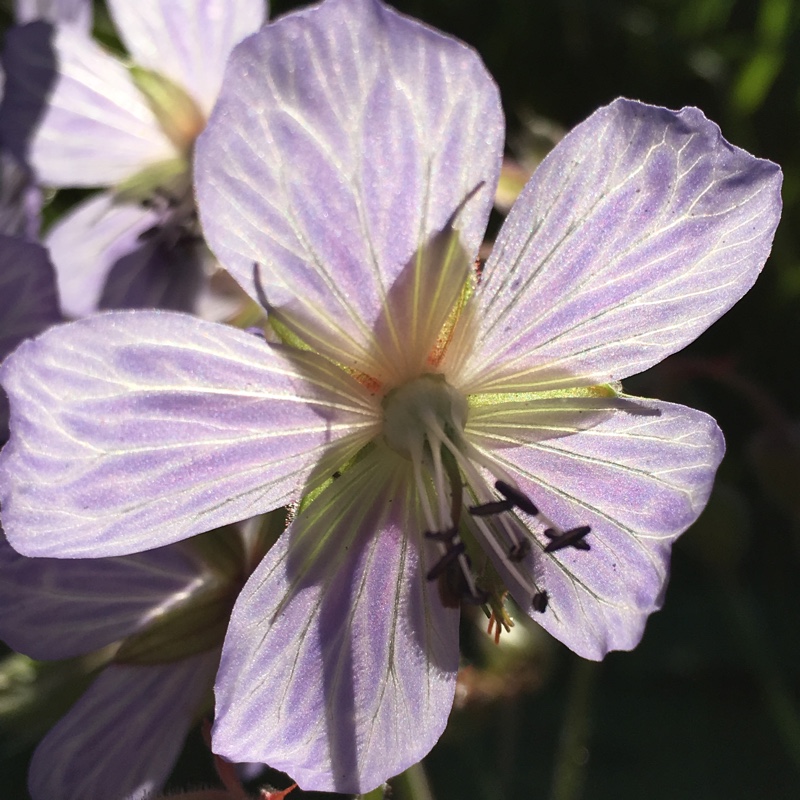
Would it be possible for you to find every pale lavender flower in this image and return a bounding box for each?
[0,0,782,792]
[0,0,266,316]
[0,524,266,800]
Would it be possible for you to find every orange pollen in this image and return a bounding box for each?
[487,612,502,645]
[345,368,383,394]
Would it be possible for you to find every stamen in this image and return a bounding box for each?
[424,528,458,543]
[543,526,591,553]
[532,591,549,613]
[425,539,466,581]
[487,612,502,645]
[508,539,531,562]
[462,586,490,605]
[468,498,514,517]
[425,529,489,607]
[495,480,538,516]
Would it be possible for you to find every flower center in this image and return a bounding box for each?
[381,374,594,632]
[381,373,468,461]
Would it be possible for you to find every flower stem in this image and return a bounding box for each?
[548,656,598,800]
[389,761,436,800]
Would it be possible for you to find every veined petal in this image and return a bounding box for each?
[28,652,219,800]
[213,448,459,793]
[465,99,782,392]
[0,311,379,557]
[469,398,723,659]
[14,0,93,29]
[0,533,210,659]
[107,0,266,117]
[195,0,503,381]
[1,24,176,186]
[45,192,161,317]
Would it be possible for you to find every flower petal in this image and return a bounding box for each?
[0,234,61,438]
[107,0,266,117]
[0,151,41,239]
[195,0,503,379]
[45,192,161,317]
[468,397,723,659]
[98,233,207,314]
[0,532,211,659]
[0,311,379,557]
[466,99,782,392]
[213,448,459,793]
[14,0,93,29]
[46,190,208,316]
[0,23,176,186]
[28,652,219,800]
[0,235,61,361]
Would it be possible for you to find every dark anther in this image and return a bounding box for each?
[495,480,538,516]
[468,498,514,517]
[426,540,466,581]
[532,590,549,613]
[543,526,591,553]
[508,539,531,562]
[424,528,458,543]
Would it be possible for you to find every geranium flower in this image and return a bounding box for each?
[0,522,271,800]
[0,0,265,316]
[0,0,781,792]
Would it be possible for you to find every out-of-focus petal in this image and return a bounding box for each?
[0,234,60,361]
[213,448,459,793]
[465,99,782,393]
[468,398,723,660]
[15,0,92,29]
[107,0,266,117]
[0,152,41,239]
[196,0,503,380]
[45,192,160,317]
[98,233,207,314]
[0,533,210,659]
[28,652,219,800]
[1,24,176,186]
[0,311,379,557]
[0,233,60,437]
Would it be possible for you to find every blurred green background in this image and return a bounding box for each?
[2,0,800,798]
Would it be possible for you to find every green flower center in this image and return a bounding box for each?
[381,373,468,460]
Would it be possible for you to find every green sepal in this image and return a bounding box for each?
[129,65,205,152]
[113,157,190,205]
[114,582,234,666]
[182,525,246,582]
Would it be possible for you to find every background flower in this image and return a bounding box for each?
[0,0,266,316]
[0,521,274,800]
